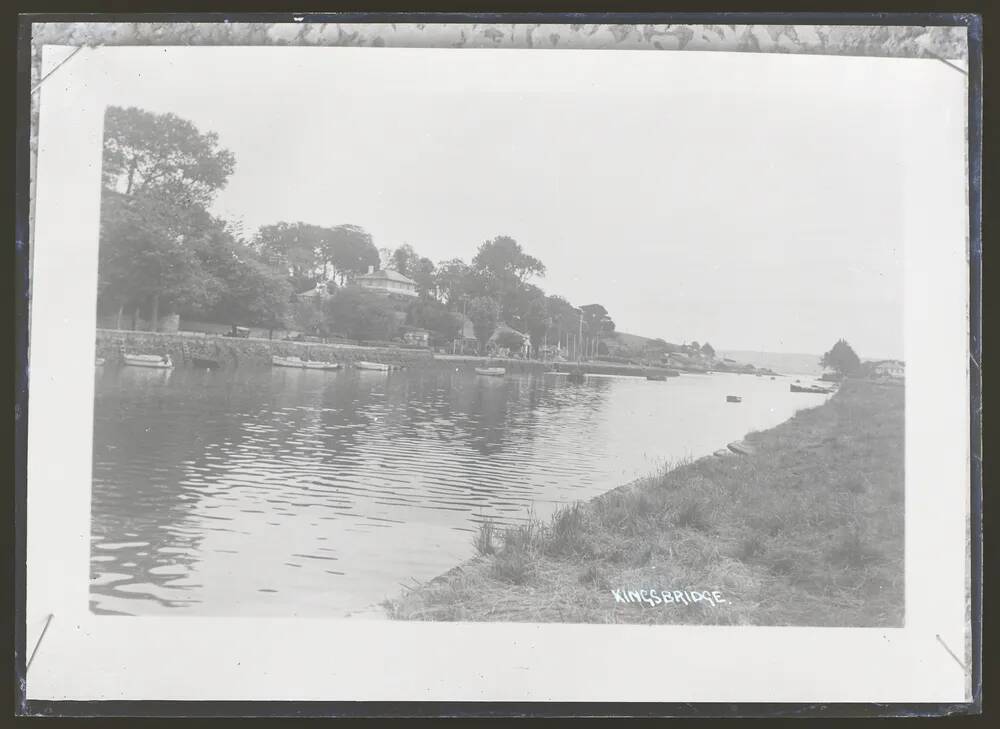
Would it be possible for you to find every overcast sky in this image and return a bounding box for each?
[64,44,966,359]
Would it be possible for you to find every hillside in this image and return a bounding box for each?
[719,350,823,376]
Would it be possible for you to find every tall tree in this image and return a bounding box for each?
[472,236,546,284]
[435,258,478,308]
[102,106,236,208]
[409,257,438,299]
[467,296,501,350]
[98,107,236,330]
[701,342,716,358]
[820,339,862,376]
[255,222,328,292]
[323,224,379,284]
[389,244,418,276]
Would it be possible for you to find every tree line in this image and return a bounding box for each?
[97,106,619,352]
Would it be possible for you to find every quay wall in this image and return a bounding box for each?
[96,329,434,369]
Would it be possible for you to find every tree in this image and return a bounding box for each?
[98,107,236,330]
[323,224,379,284]
[543,295,580,348]
[435,258,478,308]
[102,106,236,208]
[324,287,402,342]
[389,244,418,276]
[820,339,862,377]
[407,299,461,346]
[197,230,292,332]
[580,303,616,336]
[472,236,546,284]
[467,296,501,350]
[472,236,546,318]
[99,190,223,329]
[409,257,438,299]
[701,342,716,359]
[255,222,328,292]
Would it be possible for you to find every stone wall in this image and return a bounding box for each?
[97,329,433,369]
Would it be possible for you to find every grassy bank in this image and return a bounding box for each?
[384,379,904,626]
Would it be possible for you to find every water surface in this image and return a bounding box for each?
[91,365,829,616]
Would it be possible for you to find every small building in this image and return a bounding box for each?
[355,267,418,298]
[401,328,430,347]
[872,360,905,379]
[489,324,531,357]
[297,280,337,301]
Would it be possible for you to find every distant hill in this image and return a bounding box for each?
[612,331,655,350]
[719,351,823,376]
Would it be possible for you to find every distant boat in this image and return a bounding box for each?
[475,367,506,377]
[95,357,105,367]
[123,353,174,369]
[272,355,341,371]
[356,361,392,371]
[191,356,221,370]
[790,384,831,394]
[726,395,742,403]
[646,374,667,381]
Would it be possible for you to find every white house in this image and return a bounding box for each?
[872,360,905,379]
[355,267,418,297]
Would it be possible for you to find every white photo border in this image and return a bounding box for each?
[23,40,973,707]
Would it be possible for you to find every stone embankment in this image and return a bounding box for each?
[96,329,434,369]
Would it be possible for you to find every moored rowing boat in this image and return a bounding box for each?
[272,355,341,370]
[123,353,174,369]
[356,361,392,371]
[475,367,506,376]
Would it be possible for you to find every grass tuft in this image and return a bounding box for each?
[473,518,496,556]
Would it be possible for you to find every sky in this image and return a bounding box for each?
[57,44,967,359]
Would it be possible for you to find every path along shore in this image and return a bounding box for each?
[383,379,904,626]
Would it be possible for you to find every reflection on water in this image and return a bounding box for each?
[91,365,829,616]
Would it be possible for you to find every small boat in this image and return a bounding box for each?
[475,367,506,377]
[95,357,105,367]
[566,371,586,384]
[191,356,221,370]
[646,374,667,381]
[790,384,832,394]
[272,355,341,371]
[355,361,392,372]
[123,353,174,369]
[726,395,742,403]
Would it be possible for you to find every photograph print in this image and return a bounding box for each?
[76,22,967,628]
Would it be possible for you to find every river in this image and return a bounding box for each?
[90,364,830,616]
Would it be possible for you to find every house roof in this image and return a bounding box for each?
[356,268,417,285]
[489,323,527,341]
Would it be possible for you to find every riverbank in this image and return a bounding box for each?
[383,379,904,626]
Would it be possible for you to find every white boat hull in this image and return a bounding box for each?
[272,356,341,370]
[123,354,173,369]
[475,367,506,376]
[356,362,391,371]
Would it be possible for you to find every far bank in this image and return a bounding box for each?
[383,379,904,627]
